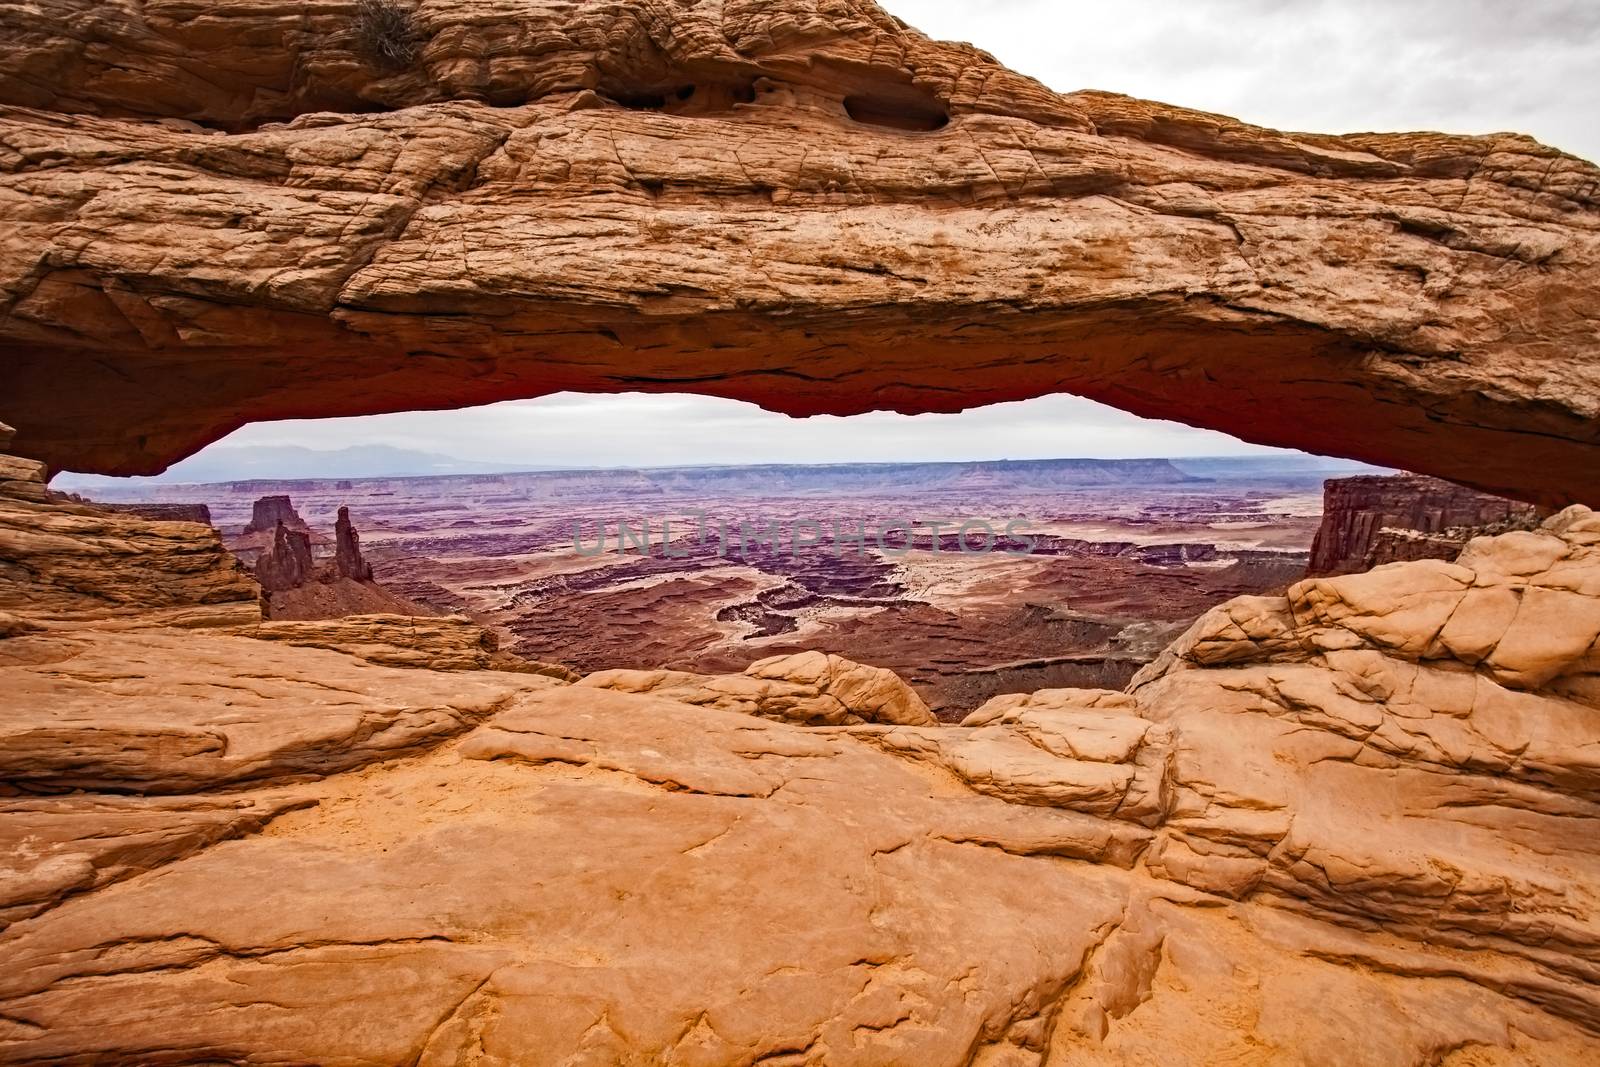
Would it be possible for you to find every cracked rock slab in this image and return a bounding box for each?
[579,649,936,726]
[0,628,558,793]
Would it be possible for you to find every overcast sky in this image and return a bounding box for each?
[191,0,1599,473]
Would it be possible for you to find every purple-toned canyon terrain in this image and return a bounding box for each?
[87,456,1331,718]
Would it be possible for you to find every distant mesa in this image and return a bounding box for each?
[243,494,308,534]
[48,445,518,489]
[254,522,315,593]
[1308,474,1546,577]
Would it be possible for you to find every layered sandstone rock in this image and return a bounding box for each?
[0,3,1596,506]
[1,478,1600,1061]
[1126,508,1600,937]
[0,443,259,628]
[0,792,312,930]
[0,627,559,794]
[92,502,213,525]
[239,612,579,679]
[580,650,937,726]
[1308,472,1543,575]
[1,3,1599,1057]
[0,453,48,504]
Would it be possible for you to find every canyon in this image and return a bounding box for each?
[5,429,1600,1064]
[1,0,1598,1063]
[89,456,1327,718]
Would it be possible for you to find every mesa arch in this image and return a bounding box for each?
[0,0,1596,506]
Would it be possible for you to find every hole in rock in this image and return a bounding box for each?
[605,80,759,116]
[613,89,674,111]
[843,92,950,132]
[57,392,1391,723]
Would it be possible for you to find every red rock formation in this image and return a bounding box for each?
[3,3,1600,1060]
[1308,473,1543,575]
[0,430,260,626]
[253,522,315,593]
[3,500,1600,1062]
[243,495,307,535]
[249,504,434,620]
[95,502,214,525]
[0,3,1596,506]
[332,505,373,582]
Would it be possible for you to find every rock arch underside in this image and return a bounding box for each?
[0,0,1597,505]
[4,2,1600,1065]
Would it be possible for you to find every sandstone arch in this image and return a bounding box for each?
[0,0,1596,507]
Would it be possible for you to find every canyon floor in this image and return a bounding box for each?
[5,439,1600,1064]
[84,457,1331,719]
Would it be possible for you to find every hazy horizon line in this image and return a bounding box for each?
[55,450,1386,491]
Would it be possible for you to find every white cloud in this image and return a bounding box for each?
[892,0,1599,161]
[217,392,1288,468]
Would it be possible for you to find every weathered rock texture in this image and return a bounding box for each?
[0,443,260,627]
[252,521,314,592]
[92,502,213,525]
[242,495,306,536]
[0,628,556,794]
[3,2,1600,1059]
[332,504,373,581]
[581,650,937,726]
[0,2,1596,505]
[3,465,1600,1061]
[238,612,580,678]
[1309,473,1544,575]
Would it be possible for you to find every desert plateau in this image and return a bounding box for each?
[81,455,1345,717]
[1,0,1598,1064]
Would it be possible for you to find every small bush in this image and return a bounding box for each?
[355,0,419,69]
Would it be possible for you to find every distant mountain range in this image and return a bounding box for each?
[1170,456,1390,478]
[54,445,517,489]
[53,444,1391,492]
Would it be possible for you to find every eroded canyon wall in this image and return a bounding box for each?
[1308,473,1545,576]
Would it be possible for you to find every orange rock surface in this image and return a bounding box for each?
[0,2,1597,506]
[2,442,1600,1062]
[2,2,1600,1061]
